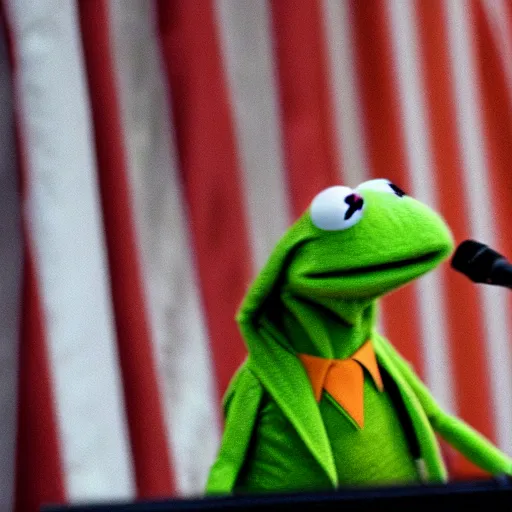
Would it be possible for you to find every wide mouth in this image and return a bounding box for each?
[304,250,442,279]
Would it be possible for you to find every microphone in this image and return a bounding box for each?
[451,240,512,289]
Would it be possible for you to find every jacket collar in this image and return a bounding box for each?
[241,317,338,486]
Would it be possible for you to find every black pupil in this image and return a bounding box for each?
[389,183,406,197]
[344,194,364,220]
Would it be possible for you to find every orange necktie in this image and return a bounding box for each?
[298,341,384,428]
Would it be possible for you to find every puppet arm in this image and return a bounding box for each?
[205,364,263,494]
[376,335,512,475]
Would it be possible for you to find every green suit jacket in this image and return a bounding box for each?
[206,329,450,493]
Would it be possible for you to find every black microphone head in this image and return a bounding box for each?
[451,239,504,283]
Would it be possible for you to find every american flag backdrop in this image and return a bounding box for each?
[0,0,511,510]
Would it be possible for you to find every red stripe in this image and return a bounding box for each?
[506,1,512,54]
[473,1,512,262]
[14,243,67,512]
[78,0,176,497]
[269,0,342,218]
[349,0,424,378]
[156,0,252,397]
[470,0,512,468]
[415,0,494,478]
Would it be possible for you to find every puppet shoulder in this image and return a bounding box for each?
[206,362,263,494]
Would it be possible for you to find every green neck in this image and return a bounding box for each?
[275,288,378,360]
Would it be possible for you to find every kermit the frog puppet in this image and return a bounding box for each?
[206,179,512,494]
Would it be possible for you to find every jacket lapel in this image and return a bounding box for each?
[241,318,338,487]
[373,335,447,482]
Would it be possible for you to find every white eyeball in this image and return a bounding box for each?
[356,178,406,197]
[310,186,364,231]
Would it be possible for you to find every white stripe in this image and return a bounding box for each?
[445,0,512,453]
[387,0,455,414]
[482,0,512,105]
[108,0,221,495]
[322,0,370,188]
[215,0,291,271]
[0,17,22,512]
[5,0,136,499]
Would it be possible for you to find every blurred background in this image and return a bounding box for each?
[0,0,511,511]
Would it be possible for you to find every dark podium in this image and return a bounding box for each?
[43,478,512,511]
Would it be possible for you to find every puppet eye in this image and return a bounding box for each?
[310,186,364,231]
[356,178,406,198]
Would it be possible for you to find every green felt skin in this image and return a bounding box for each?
[206,181,512,494]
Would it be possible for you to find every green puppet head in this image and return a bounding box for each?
[237,179,454,358]
[286,179,453,300]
